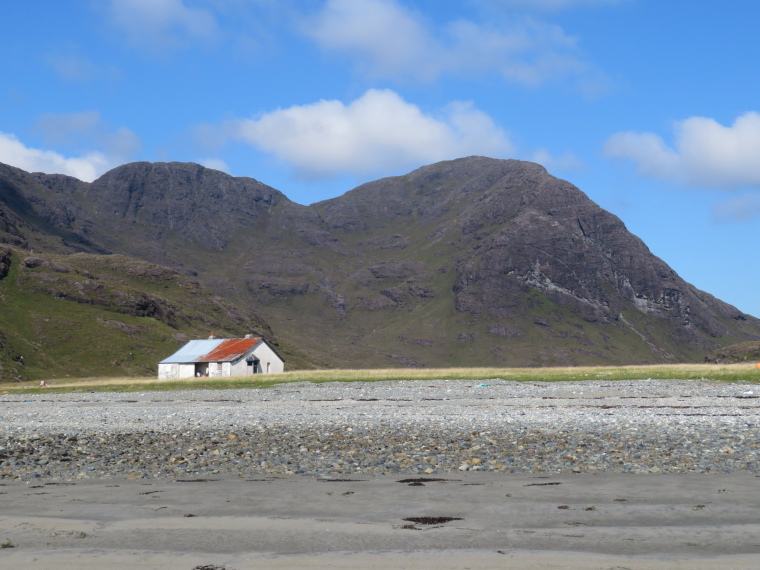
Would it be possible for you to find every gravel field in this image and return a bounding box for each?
[2,379,759,480]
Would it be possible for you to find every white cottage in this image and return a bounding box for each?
[158,337,284,379]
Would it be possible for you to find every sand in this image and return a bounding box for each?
[2,471,760,569]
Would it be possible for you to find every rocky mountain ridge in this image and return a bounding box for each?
[1,156,758,375]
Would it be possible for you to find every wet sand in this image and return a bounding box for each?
[2,471,760,569]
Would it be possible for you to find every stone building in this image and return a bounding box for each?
[158,337,284,379]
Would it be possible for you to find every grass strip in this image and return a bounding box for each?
[1,363,758,394]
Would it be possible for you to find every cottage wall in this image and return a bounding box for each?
[229,359,250,376]
[226,342,284,376]
[158,363,176,380]
[158,363,195,380]
[208,361,231,377]
[252,342,284,374]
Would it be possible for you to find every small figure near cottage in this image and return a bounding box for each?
[39,380,48,387]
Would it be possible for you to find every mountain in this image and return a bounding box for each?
[1,156,758,377]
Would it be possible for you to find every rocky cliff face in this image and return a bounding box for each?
[428,159,738,341]
[84,162,292,250]
[304,158,757,361]
[1,156,758,370]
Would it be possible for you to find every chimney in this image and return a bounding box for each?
[209,332,215,339]
[244,333,253,339]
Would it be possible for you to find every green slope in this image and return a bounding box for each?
[0,246,315,383]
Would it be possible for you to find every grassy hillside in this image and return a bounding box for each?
[0,246,316,383]
[705,341,760,364]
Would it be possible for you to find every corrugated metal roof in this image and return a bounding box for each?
[159,339,224,364]
[158,338,261,364]
[197,338,261,362]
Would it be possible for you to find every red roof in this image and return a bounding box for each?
[194,338,261,363]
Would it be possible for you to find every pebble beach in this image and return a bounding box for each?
[2,378,759,480]
[3,378,760,569]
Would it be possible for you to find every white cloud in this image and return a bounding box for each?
[531,148,586,172]
[304,0,438,80]
[46,50,122,84]
[105,0,218,51]
[38,111,104,138]
[198,157,230,173]
[712,192,760,222]
[36,111,140,163]
[0,132,112,182]
[0,112,140,182]
[604,112,760,189]
[226,89,514,178]
[46,54,98,82]
[480,0,624,12]
[304,0,604,88]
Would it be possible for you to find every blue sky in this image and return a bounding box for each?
[2,0,759,318]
